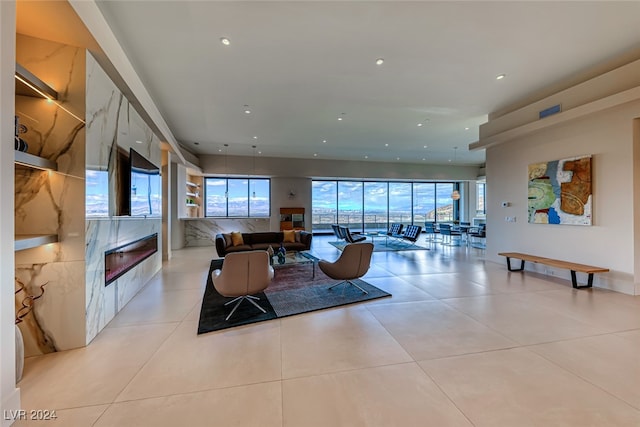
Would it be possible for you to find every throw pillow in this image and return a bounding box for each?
[294,230,301,243]
[283,230,295,243]
[223,233,232,247]
[230,232,244,246]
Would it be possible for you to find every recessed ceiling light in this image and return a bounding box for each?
[218,148,222,152]
[337,117,343,121]
[313,153,318,157]
[396,157,400,161]
[375,58,384,65]
[422,158,426,161]
[384,143,389,147]
[220,37,230,46]
[135,140,143,144]
[322,139,327,143]
[423,145,427,149]
[253,136,258,139]
[465,127,470,130]
[417,123,423,127]
[448,159,452,162]
[244,105,251,114]
[496,74,506,80]
[258,151,262,154]
[364,155,369,159]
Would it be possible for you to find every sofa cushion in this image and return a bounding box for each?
[283,230,295,243]
[231,232,244,246]
[295,231,301,243]
[222,233,232,248]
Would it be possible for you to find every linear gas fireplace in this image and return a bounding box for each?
[105,233,158,286]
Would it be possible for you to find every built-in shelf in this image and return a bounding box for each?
[15,151,57,171]
[15,63,59,100]
[186,181,199,188]
[186,192,198,197]
[186,203,199,207]
[15,234,58,251]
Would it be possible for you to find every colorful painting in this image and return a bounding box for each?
[528,155,592,225]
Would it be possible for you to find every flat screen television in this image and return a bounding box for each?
[129,148,161,217]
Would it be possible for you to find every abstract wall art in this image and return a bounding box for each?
[528,155,592,225]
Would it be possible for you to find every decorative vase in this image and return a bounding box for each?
[277,243,286,264]
[15,324,24,382]
[14,116,28,152]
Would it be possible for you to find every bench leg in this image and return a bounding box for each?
[571,271,594,289]
[506,257,525,272]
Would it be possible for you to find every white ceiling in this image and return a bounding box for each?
[88,1,640,166]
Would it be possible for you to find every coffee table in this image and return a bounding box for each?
[272,251,316,278]
[362,231,388,245]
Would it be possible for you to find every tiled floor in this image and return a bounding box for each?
[15,236,640,426]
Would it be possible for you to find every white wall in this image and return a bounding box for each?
[199,154,480,181]
[486,101,639,294]
[270,177,312,231]
[1,1,20,423]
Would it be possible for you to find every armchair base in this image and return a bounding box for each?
[328,279,369,294]
[224,295,267,320]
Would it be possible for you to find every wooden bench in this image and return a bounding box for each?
[498,252,609,289]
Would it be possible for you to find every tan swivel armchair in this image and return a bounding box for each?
[211,251,274,320]
[318,242,374,294]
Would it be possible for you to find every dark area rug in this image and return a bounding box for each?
[198,258,391,334]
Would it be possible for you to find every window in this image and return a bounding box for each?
[435,183,454,222]
[338,181,363,230]
[364,182,388,232]
[204,178,270,217]
[389,182,412,227]
[413,182,434,225]
[312,181,337,232]
[476,181,486,216]
[312,180,459,232]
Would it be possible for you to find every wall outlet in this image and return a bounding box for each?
[504,216,517,222]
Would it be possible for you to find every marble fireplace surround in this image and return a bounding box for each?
[105,233,158,286]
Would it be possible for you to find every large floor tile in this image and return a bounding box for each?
[115,320,282,401]
[282,363,472,427]
[280,306,412,378]
[107,287,203,328]
[367,300,515,360]
[443,294,609,344]
[19,323,178,409]
[363,276,435,304]
[420,348,640,427]
[400,273,490,298]
[97,382,282,427]
[510,288,640,332]
[617,329,640,343]
[530,334,640,409]
[13,404,108,427]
